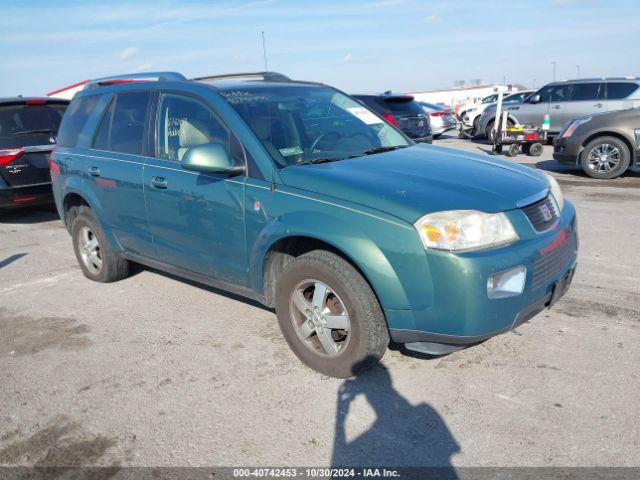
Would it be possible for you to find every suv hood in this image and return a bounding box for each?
[279,144,549,223]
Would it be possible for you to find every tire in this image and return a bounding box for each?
[485,120,495,141]
[486,118,514,141]
[580,136,630,179]
[71,206,129,283]
[528,143,544,157]
[506,144,519,157]
[275,250,389,378]
[472,116,480,134]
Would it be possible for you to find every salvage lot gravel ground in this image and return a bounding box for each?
[1,135,639,469]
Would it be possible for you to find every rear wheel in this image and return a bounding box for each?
[528,143,544,157]
[581,136,630,179]
[485,118,514,142]
[275,250,389,378]
[506,144,519,157]
[71,206,129,282]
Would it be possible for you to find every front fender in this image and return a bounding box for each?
[248,209,435,320]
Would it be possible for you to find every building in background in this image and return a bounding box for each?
[46,80,88,100]
[408,84,528,115]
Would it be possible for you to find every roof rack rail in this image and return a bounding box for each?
[192,71,291,82]
[84,72,187,89]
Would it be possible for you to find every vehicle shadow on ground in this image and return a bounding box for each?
[331,358,460,476]
[0,206,60,224]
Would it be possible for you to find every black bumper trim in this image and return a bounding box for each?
[0,184,54,209]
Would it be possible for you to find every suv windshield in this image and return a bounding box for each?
[220,85,410,167]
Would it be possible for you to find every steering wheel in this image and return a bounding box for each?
[308,131,342,154]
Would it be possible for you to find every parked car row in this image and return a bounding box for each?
[40,70,578,378]
[445,77,640,179]
[478,77,640,140]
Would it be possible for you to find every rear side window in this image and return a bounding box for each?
[606,82,639,100]
[92,91,150,155]
[570,83,603,101]
[57,96,99,147]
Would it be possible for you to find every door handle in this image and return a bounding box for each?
[88,166,100,177]
[551,105,561,110]
[151,176,168,189]
[594,103,603,108]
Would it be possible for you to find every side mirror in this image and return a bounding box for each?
[181,144,244,175]
[529,94,541,104]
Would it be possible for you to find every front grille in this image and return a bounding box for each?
[531,228,577,290]
[522,195,559,232]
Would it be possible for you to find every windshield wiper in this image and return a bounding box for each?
[307,156,345,164]
[12,129,57,136]
[301,154,361,165]
[361,145,409,156]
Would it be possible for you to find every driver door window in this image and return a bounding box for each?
[156,94,230,162]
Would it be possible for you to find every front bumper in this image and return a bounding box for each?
[553,136,582,164]
[0,183,53,209]
[386,201,578,347]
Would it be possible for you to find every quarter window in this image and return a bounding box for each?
[156,94,230,163]
[57,95,99,147]
[606,82,639,100]
[93,99,114,151]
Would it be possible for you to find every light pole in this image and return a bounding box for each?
[551,61,557,82]
[576,65,581,79]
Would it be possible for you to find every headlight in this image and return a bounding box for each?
[544,173,564,212]
[560,116,591,138]
[414,210,519,252]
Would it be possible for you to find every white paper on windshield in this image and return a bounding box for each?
[347,107,383,125]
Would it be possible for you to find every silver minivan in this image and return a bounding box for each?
[478,78,640,139]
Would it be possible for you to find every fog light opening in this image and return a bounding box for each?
[487,265,526,299]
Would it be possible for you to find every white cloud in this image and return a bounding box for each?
[133,63,153,72]
[424,13,441,23]
[119,47,140,60]
[343,53,353,63]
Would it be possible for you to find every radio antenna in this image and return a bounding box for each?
[261,31,268,71]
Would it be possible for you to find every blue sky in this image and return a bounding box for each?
[1,0,639,96]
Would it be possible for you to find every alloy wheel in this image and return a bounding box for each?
[587,143,621,173]
[289,279,351,357]
[77,226,102,274]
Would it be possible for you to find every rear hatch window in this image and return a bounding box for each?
[0,102,67,148]
[381,96,425,114]
[0,102,67,187]
[380,96,430,138]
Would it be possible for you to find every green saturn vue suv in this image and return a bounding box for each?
[51,71,578,377]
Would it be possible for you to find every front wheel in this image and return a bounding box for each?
[581,136,630,179]
[275,250,389,378]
